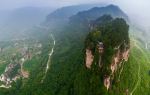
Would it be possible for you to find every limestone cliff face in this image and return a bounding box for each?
[108,46,129,89]
[84,15,130,90]
[85,42,130,90]
[111,47,130,74]
[85,49,94,68]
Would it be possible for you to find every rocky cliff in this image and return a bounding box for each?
[84,15,130,90]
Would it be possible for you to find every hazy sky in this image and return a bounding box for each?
[0,0,110,9]
[112,0,150,28]
[0,0,149,28]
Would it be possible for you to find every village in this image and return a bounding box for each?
[0,40,42,88]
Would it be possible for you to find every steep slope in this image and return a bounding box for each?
[110,27,150,95]
[74,15,129,94]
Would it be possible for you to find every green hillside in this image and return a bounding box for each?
[110,29,150,95]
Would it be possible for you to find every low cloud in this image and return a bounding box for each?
[0,0,149,29]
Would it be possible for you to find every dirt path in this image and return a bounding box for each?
[41,34,55,83]
[132,39,149,62]
[130,39,143,95]
[118,61,125,81]
[0,60,6,63]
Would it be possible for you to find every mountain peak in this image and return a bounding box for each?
[107,4,119,8]
[85,15,130,90]
[90,4,119,10]
[69,4,128,25]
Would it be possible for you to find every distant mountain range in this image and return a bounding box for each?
[45,4,129,28]
[0,7,54,41]
[46,4,107,21]
[70,4,128,24]
[0,4,129,41]
[2,7,53,28]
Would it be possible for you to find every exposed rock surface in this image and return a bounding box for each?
[104,76,110,90]
[84,15,129,90]
[85,49,94,68]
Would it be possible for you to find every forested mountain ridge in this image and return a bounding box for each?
[70,4,128,25]
[46,4,106,21]
[83,15,129,93]
[44,4,106,27]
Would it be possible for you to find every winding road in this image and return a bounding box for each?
[41,34,55,83]
[130,39,144,95]
[118,61,125,81]
[130,55,141,95]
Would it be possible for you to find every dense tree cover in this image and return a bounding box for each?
[79,15,129,95]
[87,15,129,48]
[0,13,129,95]
[85,15,129,65]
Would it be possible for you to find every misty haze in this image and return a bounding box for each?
[0,0,149,95]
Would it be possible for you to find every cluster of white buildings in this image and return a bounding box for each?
[0,63,21,88]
